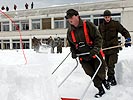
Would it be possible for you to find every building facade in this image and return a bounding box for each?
[0,0,133,49]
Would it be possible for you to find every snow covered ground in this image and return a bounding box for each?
[0,46,133,100]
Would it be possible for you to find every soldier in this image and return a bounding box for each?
[1,6,5,10]
[14,4,17,10]
[32,37,41,52]
[47,36,56,53]
[6,6,9,11]
[25,3,28,9]
[57,37,63,53]
[65,9,110,98]
[31,2,34,9]
[99,10,131,86]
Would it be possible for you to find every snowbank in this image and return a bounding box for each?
[0,46,133,100]
[0,49,61,100]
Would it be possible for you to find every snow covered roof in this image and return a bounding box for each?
[0,0,133,19]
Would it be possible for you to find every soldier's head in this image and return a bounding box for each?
[57,37,61,40]
[103,10,112,23]
[33,37,36,39]
[65,9,80,27]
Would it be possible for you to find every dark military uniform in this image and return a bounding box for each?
[48,36,56,53]
[99,19,131,79]
[67,18,106,89]
[57,37,63,53]
[32,37,41,52]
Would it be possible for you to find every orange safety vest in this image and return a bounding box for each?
[70,20,104,60]
[71,20,93,46]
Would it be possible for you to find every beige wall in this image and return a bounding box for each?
[122,10,133,32]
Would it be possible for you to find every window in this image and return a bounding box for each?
[112,17,121,22]
[32,19,41,29]
[2,22,9,31]
[12,21,20,31]
[23,43,29,49]
[54,20,64,28]
[93,14,104,27]
[93,14,102,17]
[22,39,30,49]
[0,22,1,31]
[112,13,121,22]
[21,20,29,30]
[12,20,29,31]
[93,18,104,26]
[42,18,51,29]
[12,39,20,49]
[3,40,10,49]
[66,20,70,28]
[12,39,29,49]
[81,15,91,21]
[54,17,64,29]
[0,40,1,49]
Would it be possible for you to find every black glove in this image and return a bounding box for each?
[125,38,131,47]
[71,52,77,59]
[88,47,99,59]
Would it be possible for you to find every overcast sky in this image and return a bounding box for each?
[0,0,113,11]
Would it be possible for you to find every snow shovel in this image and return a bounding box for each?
[102,41,132,51]
[52,51,71,74]
[58,58,78,87]
[76,53,102,100]
[61,98,80,100]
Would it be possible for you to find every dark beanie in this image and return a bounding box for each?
[103,10,111,16]
[65,9,79,19]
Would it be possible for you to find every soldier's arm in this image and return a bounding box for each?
[116,21,131,38]
[67,30,77,53]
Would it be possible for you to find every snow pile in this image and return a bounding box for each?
[0,47,133,100]
[39,44,51,53]
[0,65,60,100]
[0,49,60,100]
[116,47,133,86]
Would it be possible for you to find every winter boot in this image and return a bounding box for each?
[102,79,110,90]
[107,76,117,86]
[111,78,117,86]
[95,86,105,98]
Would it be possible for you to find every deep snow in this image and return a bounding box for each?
[0,46,133,100]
